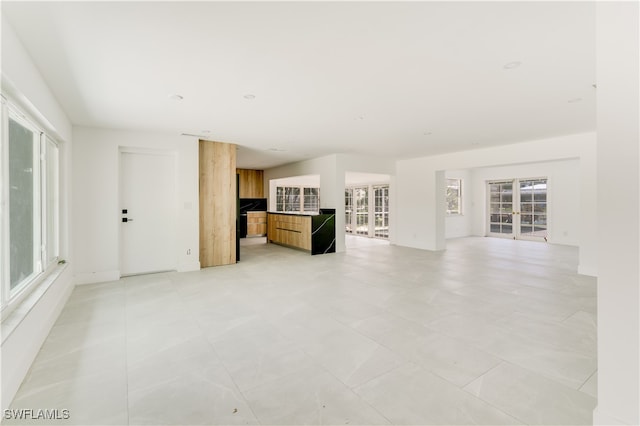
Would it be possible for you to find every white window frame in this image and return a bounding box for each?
[275,185,320,214]
[1,96,60,314]
[43,136,60,265]
[1,95,8,308]
[446,178,462,215]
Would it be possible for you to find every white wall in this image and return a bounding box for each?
[396,132,597,275]
[462,159,580,246]
[264,154,339,210]
[1,16,74,410]
[72,127,199,284]
[594,2,640,424]
[268,174,321,210]
[1,17,72,144]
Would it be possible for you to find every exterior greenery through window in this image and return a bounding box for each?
[446,178,462,215]
[1,96,60,310]
[276,186,319,213]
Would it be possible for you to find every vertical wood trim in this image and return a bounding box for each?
[199,140,236,267]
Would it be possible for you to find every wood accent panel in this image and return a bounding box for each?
[247,211,267,236]
[237,169,264,198]
[199,140,236,267]
[267,213,312,251]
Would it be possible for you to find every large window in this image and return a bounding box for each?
[1,97,60,310]
[8,114,39,291]
[446,178,462,215]
[275,186,319,214]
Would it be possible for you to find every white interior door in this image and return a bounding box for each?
[120,150,177,276]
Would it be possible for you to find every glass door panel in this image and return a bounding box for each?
[488,181,514,235]
[519,179,547,239]
[354,187,369,236]
[373,185,389,239]
[345,188,353,234]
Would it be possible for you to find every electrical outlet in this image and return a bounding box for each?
[187,249,191,255]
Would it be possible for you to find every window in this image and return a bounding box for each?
[275,186,319,213]
[303,188,319,212]
[446,178,462,215]
[1,97,60,310]
[285,187,300,212]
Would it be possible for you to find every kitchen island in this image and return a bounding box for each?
[267,209,336,255]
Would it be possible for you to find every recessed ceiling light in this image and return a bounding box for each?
[423,132,432,136]
[244,94,256,100]
[568,97,583,103]
[168,94,183,101]
[503,61,522,70]
[267,148,286,152]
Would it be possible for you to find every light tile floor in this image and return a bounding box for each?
[8,237,597,425]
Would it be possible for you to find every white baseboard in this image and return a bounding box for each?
[74,269,120,285]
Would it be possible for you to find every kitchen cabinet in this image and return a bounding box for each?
[267,210,336,254]
[237,169,264,198]
[247,211,267,236]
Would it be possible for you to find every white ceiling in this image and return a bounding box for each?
[2,1,596,169]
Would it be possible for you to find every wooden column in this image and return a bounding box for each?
[199,140,236,267]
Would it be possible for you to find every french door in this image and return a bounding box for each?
[373,185,389,238]
[345,185,390,239]
[354,187,369,236]
[487,178,547,241]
